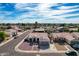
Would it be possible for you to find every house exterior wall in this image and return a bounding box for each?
[27,33,50,49]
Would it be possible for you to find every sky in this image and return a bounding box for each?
[0,3,79,23]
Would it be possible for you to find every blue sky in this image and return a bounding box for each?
[0,3,79,23]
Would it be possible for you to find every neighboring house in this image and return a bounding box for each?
[71,32,79,39]
[51,32,75,44]
[5,29,17,37]
[69,28,78,31]
[57,27,64,32]
[11,25,22,32]
[71,32,79,49]
[51,33,66,44]
[62,33,75,44]
[68,26,78,32]
[33,28,45,33]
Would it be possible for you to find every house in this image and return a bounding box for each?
[51,32,75,44]
[11,25,22,32]
[5,29,17,37]
[62,33,75,44]
[68,26,78,32]
[51,33,66,43]
[71,32,79,49]
[25,33,50,49]
[57,27,64,32]
[33,28,45,33]
[69,28,78,31]
[71,32,79,39]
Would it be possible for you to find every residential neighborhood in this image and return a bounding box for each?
[0,23,79,56]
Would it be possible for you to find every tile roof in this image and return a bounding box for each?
[34,28,45,32]
[28,33,50,42]
[72,32,79,39]
[51,32,75,41]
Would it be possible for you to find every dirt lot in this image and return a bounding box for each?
[54,43,68,51]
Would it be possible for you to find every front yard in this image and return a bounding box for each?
[54,43,68,51]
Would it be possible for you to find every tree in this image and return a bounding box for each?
[63,26,69,32]
[0,32,6,43]
[7,25,12,29]
[78,28,79,32]
[34,21,38,29]
[47,30,51,34]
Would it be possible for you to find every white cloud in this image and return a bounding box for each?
[59,5,79,10]
[35,3,57,11]
[38,8,79,17]
[58,13,79,18]
[29,3,79,20]
[15,3,38,11]
[1,3,79,23]
[14,3,79,23]
[0,11,13,16]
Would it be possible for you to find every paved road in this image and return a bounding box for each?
[0,30,66,56]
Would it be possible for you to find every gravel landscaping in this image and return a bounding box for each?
[54,43,68,51]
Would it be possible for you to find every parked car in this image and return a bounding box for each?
[73,44,79,49]
[24,38,29,42]
[65,51,78,56]
[14,36,17,39]
[0,38,4,43]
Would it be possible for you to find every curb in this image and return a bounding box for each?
[15,38,69,53]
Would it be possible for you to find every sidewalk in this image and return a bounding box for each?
[15,41,70,53]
